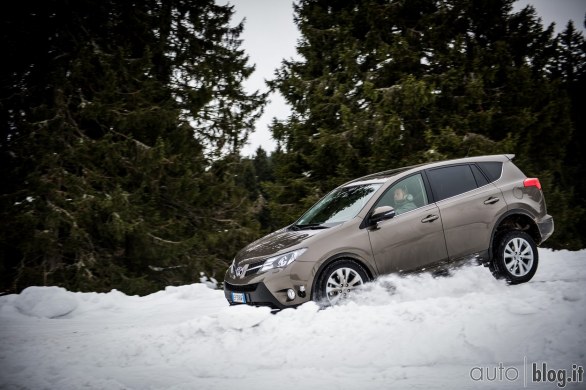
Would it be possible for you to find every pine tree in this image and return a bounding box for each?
[552,21,586,249]
[0,0,265,294]
[267,0,578,247]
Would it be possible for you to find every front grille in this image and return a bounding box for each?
[224,281,258,292]
[244,259,265,277]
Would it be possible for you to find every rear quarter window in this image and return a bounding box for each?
[477,162,503,183]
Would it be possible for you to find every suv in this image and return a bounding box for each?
[224,155,554,309]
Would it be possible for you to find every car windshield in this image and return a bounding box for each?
[295,183,382,227]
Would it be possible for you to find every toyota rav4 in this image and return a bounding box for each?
[224,155,554,309]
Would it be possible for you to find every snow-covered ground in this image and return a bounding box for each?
[1,249,585,390]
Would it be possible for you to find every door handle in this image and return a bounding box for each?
[421,214,439,223]
[484,197,500,205]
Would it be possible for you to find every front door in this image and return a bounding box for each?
[367,174,448,274]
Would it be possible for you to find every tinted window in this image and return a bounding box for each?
[471,164,489,187]
[427,165,477,201]
[477,162,503,183]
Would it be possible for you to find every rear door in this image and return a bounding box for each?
[425,164,507,260]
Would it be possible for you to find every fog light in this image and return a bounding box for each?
[287,288,296,300]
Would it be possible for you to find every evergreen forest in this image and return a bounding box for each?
[1,0,585,295]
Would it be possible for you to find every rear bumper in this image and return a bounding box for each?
[537,214,554,244]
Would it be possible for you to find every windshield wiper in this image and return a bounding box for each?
[290,223,330,231]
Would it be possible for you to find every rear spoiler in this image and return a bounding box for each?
[505,154,515,160]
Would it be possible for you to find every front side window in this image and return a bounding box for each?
[374,174,429,216]
[427,165,477,201]
[296,183,382,226]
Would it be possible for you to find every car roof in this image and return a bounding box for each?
[343,154,514,187]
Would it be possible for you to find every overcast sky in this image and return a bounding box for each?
[217,0,586,156]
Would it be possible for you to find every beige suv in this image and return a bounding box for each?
[224,155,554,308]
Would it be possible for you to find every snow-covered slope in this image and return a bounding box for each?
[1,249,585,389]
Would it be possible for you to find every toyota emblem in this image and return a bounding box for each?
[235,266,245,278]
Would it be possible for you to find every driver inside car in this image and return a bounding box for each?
[393,186,417,215]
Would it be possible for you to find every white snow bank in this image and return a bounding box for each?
[0,248,585,390]
[14,286,78,319]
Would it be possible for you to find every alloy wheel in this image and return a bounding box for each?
[325,267,364,305]
[503,237,534,277]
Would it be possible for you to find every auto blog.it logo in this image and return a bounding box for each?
[469,358,584,388]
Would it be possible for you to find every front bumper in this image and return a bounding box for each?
[223,261,314,309]
[224,281,288,309]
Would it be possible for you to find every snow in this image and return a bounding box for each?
[13,286,79,319]
[1,249,585,389]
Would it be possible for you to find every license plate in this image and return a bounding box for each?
[231,292,246,304]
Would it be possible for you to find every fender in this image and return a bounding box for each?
[488,208,539,260]
[310,252,377,299]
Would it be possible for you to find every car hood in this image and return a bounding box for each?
[235,227,326,263]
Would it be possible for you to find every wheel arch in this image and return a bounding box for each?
[310,252,375,299]
[489,209,541,259]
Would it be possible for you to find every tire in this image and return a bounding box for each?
[490,230,538,284]
[313,259,369,306]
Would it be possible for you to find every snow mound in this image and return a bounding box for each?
[14,286,78,319]
[161,283,220,300]
[216,304,273,330]
[0,249,585,389]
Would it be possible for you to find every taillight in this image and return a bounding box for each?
[523,178,542,190]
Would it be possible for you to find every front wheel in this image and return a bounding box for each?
[490,230,538,284]
[313,259,369,306]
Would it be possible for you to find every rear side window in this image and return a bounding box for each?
[477,162,503,183]
[427,165,477,201]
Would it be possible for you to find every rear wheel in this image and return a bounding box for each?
[490,230,538,284]
[314,259,369,306]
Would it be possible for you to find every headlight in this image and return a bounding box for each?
[260,248,307,272]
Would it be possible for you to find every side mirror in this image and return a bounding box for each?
[370,206,395,226]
